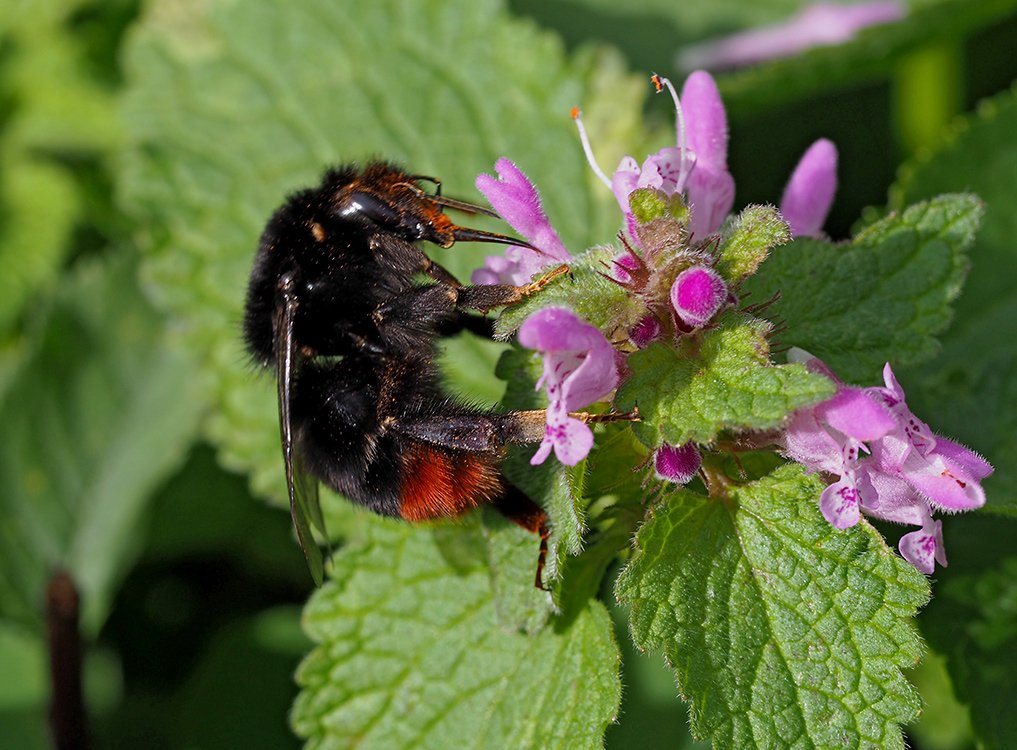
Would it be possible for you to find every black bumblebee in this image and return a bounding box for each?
[244,162,566,586]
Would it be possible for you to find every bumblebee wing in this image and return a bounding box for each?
[274,273,325,586]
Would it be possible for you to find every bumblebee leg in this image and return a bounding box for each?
[396,409,638,450]
[456,264,570,313]
[435,313,495,339]
[493,484,550,590]
[422,258,462,287]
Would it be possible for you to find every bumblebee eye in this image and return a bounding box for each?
[338,191,401,229]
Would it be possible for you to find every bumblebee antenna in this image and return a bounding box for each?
[399,180,502,219]
[429,194,501,218]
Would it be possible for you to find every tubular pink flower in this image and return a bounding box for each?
[518,307,619,466]
[680,71,736,238]
[899,514,947,575]
[654,443,702,485]
[670,265,728,328]
[780,139,839,238]
[677,2,906,71]
[782,352,991,575]
[572,71,841,244]
[472,159,570,285]
[867,363,991,513]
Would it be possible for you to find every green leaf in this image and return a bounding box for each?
[0,162,79,333]
[0,1,123,339]
[891,86,1017,512]
[716,204,790,283]
[480,507,553,634]
[519,0,1017,118]
[292,520,620,749]
[616,313,834,446]
[0,622,58,750]
[628,187,690,226]
[616,463,930,749]
[118,0,640,507]
[0,256,203,633]
[742,194,980,383]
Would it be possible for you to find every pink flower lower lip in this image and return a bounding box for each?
[518,307,620,467]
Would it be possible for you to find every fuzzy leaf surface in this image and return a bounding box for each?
[743,194,980,383]
[292,520,620,750]
[716,204,790,283]
[616,313,833,446]
[890,86,1017,748]
[615,464,929,749]
[494,248,642,339]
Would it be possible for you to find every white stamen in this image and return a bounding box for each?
[653,74,694,194]
[571,107,612,188]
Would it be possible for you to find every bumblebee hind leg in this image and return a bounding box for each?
[493,485,550,590]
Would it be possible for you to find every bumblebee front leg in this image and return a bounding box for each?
[372,263,569,346]
[456,264,569,314]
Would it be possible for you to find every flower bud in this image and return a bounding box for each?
[629,314,661,348]
[654,442,702,485]
[670,265,727,328]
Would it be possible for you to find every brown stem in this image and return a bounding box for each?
[47,571,88,750]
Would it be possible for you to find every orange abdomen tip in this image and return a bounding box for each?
[399,443,502,522]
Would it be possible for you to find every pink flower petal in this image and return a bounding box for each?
[519,307,619,467]
[899,517,946,575]
[681,71,729,171]
[814,386,894,442]
[783,408,844,475]
[903,450,985,512]
[820,475,861,529]
[475,160,566,256]
[861,469,924,525]
[548,417,595,466]
[680,71,736,237]
[611,156,642,214]
[780,138,838,238]
[933,437,993,481]
[677,2,906,70]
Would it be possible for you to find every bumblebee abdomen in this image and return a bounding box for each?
[398,442,503,521]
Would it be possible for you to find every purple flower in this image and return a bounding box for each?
[472,159,571,286]
[629,314,661,348]
[866,363,991,514]
[654,443,702,485]
[573,72,840,242]
[680,72,736,238]
[677,2,906,71]
[779,138,838,238]
[670,265,728,328]
[518,307,620,466]
[782,352,991,574]
[899,514,946,575]
[572,73,734,239]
